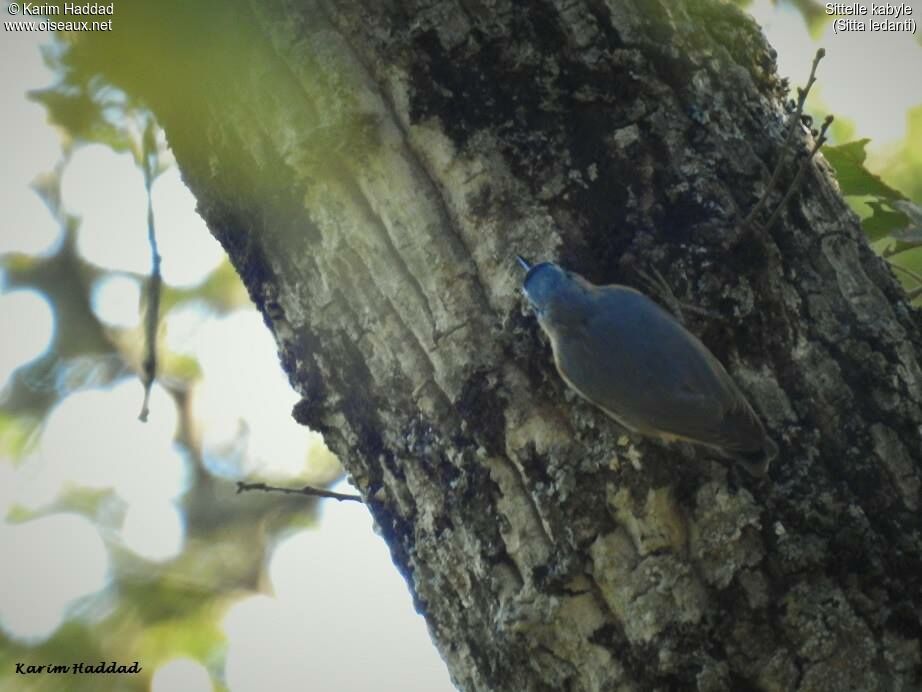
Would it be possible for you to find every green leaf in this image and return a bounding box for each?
[824,139,906,200]
[863,201,910,242]
[891,200,922,243]
[889,247,922,291]
[0,413,39,460]
[30,84,134,153]
[162,352,202,381]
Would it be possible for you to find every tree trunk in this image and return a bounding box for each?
[78,0,922,689]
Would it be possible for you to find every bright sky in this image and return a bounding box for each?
[749,0,922,151]
[1,5,919,691]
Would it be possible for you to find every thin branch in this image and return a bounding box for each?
[744,47,826,228]
[761,114,834,231]
[236,480,364,503]
[887,259,922,291]
[139,116,162,422]
[881,241,920,259]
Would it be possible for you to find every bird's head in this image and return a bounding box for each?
[516,256,589,323]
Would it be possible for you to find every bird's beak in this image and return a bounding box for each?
[516,255,532,272]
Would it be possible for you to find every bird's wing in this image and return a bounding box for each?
[553,287,765,453]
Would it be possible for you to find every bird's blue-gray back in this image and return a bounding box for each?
[551,285,764,453]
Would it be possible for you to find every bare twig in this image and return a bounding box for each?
[761,114,834,231]
[882,241,918,259]
[139,116,161,422]
[887,259,922,291]
[744,48,826,229]
[236,480,364,503]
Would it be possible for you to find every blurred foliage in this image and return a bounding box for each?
[0,22,339,692]
[821,111,922,300]
[733,0,831,36]
[0,413,40,461]
[824,138,909,242]
[824,139,906,201]
[0,623,108,692]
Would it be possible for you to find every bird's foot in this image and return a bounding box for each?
[633,265,721,325]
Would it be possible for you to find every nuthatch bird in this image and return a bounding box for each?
[517,257,778,475]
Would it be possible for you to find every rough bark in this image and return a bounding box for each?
[77,0,922,689]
